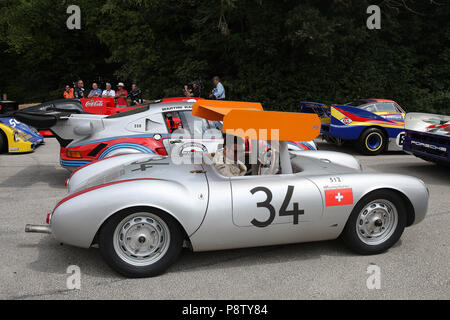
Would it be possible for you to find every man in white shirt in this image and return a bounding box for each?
[209,76,225,100]
[208,134,246,177]
[102,83,116,98]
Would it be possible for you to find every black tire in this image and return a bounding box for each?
[0,129,7,153]
[99,208,184,278]
[358,127,387,155]
[340,190,407,255]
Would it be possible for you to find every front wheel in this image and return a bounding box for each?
[358,128,386,155]
[340,190,407,255]
[99,209,183,278]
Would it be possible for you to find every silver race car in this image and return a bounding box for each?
[25,101,429,278]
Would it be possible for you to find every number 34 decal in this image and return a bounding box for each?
[250,185,304,228]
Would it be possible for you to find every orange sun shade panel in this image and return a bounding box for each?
[223,110,321,141]
[192,100,263,121]
[192,100,321,141]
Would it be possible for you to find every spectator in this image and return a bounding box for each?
[115,82,128,106]
[73,80,85,99]
[183,81,200,98]
[102,83,116,98]
[191,81,201,97]
[129,83,143,106]
[209,76,225,100]
[63,85,74,99]
[88,82,102,98]
[183,84,190,97]
[185,81,201,98]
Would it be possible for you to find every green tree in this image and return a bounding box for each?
[0,0,449,115]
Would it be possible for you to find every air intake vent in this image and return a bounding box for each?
[87,143,107,157]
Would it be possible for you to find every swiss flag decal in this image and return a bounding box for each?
[325,188,353,206]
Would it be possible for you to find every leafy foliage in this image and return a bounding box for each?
[0,0,449,114]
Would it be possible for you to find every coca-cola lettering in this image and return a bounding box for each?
[85,100,104,107]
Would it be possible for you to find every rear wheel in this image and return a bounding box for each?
[358,128,386,155]
[99,208,183,278]
[341,190,407,255]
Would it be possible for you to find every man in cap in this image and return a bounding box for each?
[115,82,128,106]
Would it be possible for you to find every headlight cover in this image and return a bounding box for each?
[13,131,20,142]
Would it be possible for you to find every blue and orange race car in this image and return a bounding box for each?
[301,99,406,155]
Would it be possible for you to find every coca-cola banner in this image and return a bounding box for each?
[80,97,115,109]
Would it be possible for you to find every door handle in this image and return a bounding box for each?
[190,170,206,173]
[170,140,182,144]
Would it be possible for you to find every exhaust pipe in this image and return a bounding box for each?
[25,224,52,234]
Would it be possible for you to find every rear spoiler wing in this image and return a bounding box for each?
[193,100,321,174]
[13,111,59,128]
[193,100,320,141]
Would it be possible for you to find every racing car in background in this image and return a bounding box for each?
[0,117,43,153]
[24,100,429,278]
[14,99,316,170]
[0,100,19,114]
[20,97,200,136]
[403,112,449,165]
[301,99,406,155]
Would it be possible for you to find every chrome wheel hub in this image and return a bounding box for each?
[356,200,398,245]
[113,213,170,266]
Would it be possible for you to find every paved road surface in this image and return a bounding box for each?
[0,139,448,299]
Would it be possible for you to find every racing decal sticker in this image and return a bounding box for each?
[410,141,446,152]
[8,118,20,128]
[250,185,304,227]
[396,131,405,147]
[161,105,192,112]
[130,158,169,172]
[341,116,352,125]
[325,188,353,206]
[423,118,450,133]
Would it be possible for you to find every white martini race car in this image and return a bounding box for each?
[14,99,316,170]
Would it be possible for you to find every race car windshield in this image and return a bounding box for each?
[345,100,367,107]
[178,111,210,136]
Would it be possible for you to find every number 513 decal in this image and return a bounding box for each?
[250,185,304,228]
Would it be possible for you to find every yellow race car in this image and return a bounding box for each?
[0,117,44,153]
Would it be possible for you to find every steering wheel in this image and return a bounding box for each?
[257,148,279,175]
